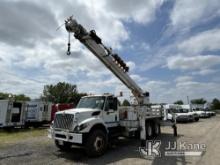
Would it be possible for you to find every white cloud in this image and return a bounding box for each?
[126,61,136,71]
[141,78,220,103]
[0,0,220,103]
[178,28,220,54]
[192,69,217,76]
[142,80,169,102]
[170,0,220,29]
[175,81,220,99]
[167,55,220,70]
[0,71,44,98]
[175,76,193,82]
[105,0,164,24]
[0,0,165,99]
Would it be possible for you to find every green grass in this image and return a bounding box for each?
[0,128,48,147]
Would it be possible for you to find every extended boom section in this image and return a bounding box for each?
[65,16,149,105]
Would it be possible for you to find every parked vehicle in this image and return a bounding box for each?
[206,111,215,117]
[51,103,75,122]
[180,105,199,122]
[25,101,52,127]
[209,111,216,116]
[0,100,26,128]
[173,109,194,122]
[193,108,210,118]
[162,104,180,122]
[48,17,177,157]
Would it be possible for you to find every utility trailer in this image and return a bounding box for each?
[48,16,177,157]
[25,101,52,127]
[0,100,26,128]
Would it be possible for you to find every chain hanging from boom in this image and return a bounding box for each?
[67,32,71,55]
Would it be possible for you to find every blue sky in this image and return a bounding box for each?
[0,0,220,103]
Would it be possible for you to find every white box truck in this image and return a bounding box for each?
[25,101,52,127]
[0,100,26,128]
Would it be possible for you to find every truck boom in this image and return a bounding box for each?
[48,16,177,157]
[65,16,149,105]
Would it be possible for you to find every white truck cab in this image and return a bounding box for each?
[163,104,194,122]
[180,105,199,122]
[49,95,173,157]
[173,109,194,122]
[193,108,211,118]
[49,95,122,156]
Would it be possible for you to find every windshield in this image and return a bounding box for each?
[172,109,189,113]
[77,97,105,110]
[194,108,204,111]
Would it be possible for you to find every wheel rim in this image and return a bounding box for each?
[94,136,104,152]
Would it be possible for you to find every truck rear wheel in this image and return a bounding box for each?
[153,123,161,136]
[146,122,153,139]
[85,129,108,157]
[55,140,72,151]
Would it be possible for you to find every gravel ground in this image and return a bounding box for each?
[0,115,220,165]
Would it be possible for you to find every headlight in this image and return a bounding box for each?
[50,121,54,128]
[79,123,88,130]
[74,112,80,122]
[74,123,88,132]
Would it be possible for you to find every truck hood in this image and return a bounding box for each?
[175,113,191,117]
[55,108,101,123]
[56,108,100,114]
[194,111,205,115]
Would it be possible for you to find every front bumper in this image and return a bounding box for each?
[199,113,209,118]
[176,116,193,122]
[48,128,83,144]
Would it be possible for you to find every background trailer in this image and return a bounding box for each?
[25,101,52,127]
[0,100,26,128]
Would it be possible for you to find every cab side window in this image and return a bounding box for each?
[105,97,117,111]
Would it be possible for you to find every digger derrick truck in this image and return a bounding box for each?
[48,16,177,157]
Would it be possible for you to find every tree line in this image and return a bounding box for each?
[0,82,220,109]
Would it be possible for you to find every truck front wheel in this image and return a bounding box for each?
[85,130,108,157]
[55,140,72,151]
[195,117,199,122]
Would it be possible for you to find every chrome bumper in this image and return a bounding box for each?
[48,128,83,144]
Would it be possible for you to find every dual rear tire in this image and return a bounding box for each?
[145,121,161,139]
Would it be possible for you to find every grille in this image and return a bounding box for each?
[54,113,74,130]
